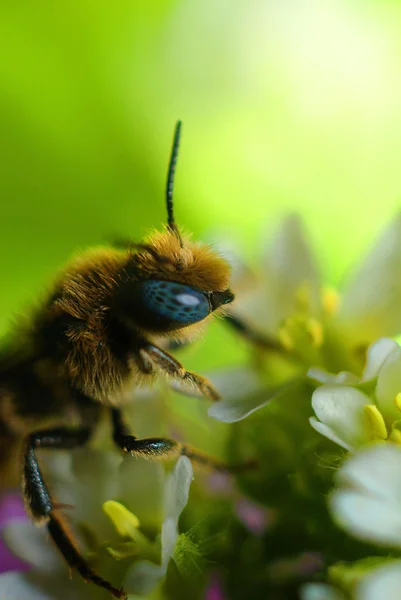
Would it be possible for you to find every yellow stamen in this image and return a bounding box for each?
[364,405,388,440]
[321,287,340,316]
[278,324,295,351]
[103,500,140,537]
[305,318,324,348]
[395,393,401,412]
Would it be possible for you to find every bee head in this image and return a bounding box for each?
[118,122,234,337]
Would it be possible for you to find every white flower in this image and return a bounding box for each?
[123,456,194,595]
[220,215,321,341]
[210,215,401,424]
[309,337,401,451]
[329,444,401,547]
[355,561,401,600]
[0,450,192,600]
[336,215,401,344]
[300,583,346,600]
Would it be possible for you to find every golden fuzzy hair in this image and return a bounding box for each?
[132,229,231,292]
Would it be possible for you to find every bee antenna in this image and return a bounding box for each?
[166,120,184,247]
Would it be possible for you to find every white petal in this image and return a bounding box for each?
[338,214,401,340]
[209,374,301,423]
[335,444,401,502]
[119,457,165,529]
[311,385,369,448]
[2,521,62,571]
[362,338,400,381]
[237,216,321,332]
[209,368,262,398]
[124,560,166,595]
[309,418,353,451]
[308,367,359,385]
[59,449,121,536]
[164,456,193,523]
[0,572,54,600]
[375,347,401,422]
[356,561,401,600]
[330,490,401,547]
[208,388,272,423]
[301,583,346,600]
[208,368,269,422]
[161,517,178,567]
[263,215,321,315]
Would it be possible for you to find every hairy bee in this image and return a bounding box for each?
[0,122,234,599]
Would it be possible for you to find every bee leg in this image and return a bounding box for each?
[23,427,127,600]
[224,313,286,352]
[111,408,253,473]
[138,342,220,400]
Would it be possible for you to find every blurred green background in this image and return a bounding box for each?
[2,0,401,363]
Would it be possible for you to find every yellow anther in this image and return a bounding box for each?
[103,501,140,538]
[395,393,401,412]
[278,324,295,351]
[364,405,388,440]
[321,287,340,316]
[305,318,324,348]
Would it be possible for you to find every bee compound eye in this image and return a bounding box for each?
[135,280,211,330]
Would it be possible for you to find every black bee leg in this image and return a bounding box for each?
[111,408,253,473]
[138,342,220,400]
[23,427,127,600]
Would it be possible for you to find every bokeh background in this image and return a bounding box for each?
[2,0,401,345]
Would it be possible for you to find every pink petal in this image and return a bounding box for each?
[204,573,226,600]
[0,494,30,573]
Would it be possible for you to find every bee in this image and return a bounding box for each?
[0,121,235,599]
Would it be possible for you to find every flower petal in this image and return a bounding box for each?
[0,494,30,573]
[311,385,369,448]
[124,560,166,595]
[338,214,401,341]
[308,367,359,385]
[335,444,401,502]
[161,517,178,567]
[119,457,165,530]
[330,446,401,548]
[208,388,272,423]
[301,583,346,600]
[2,522,61,571]
[233,216,320,333]
[330,490,401,547]
[356,561,401,600]
[208,368,269,422]
[164,456,193,523]
[0,572,54,600]
[309,418,353,451]
[375,346,401,422]
[209,376,301,423]
[362,338,400,381]
[262,215,321,318]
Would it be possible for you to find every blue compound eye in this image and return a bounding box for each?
[135,280,211,331]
